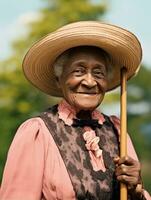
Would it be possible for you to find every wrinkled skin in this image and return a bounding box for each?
[57,47,108,113]
[57,46,143,195]
[114,156,142,190]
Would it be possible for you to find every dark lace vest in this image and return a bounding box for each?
[40,105,120,200]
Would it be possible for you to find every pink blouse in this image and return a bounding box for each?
[0,101,150,200]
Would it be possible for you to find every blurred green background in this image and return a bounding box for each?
[0,0,151,193]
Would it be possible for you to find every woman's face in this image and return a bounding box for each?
[57,48,108,111]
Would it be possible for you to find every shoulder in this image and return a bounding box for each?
[107,115,120,134]
[18,117,44,129]
[109,115,120,125]
[16,117,47,136]
[101,113,120,132]
[9,117,52,151]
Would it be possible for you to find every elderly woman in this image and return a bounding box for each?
[0,21,150,200]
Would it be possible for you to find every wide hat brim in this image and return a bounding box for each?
[23,21,142,97]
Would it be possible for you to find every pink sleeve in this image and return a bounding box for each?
[110,115,151,200]
[0,118,48,200]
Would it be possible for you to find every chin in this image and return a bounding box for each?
[73,100,101,111]
[66,93,104,111]
[79,104,99,111]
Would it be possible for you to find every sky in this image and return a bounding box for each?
[0,0,151,68]
[103,0,151,68]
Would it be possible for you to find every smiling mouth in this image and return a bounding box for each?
[76,92,98,95]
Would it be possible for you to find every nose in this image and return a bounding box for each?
[81,73,97,88]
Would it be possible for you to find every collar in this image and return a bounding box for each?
[58,99,105,126]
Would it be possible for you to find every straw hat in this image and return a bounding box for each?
[23,21,142,97]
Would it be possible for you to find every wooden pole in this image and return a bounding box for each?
[120,67,128,200]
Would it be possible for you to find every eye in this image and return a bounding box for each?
[73,66,85,76]
[92,68,107,79]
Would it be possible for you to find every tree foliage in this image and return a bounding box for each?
[0,0,107,182]
[127,67,151,191]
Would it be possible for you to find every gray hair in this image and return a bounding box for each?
[53,46,113,80]
[54,52,69,78]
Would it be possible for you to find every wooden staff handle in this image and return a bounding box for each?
[120,67,128,200]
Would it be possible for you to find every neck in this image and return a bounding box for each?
[76,110,92,120]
